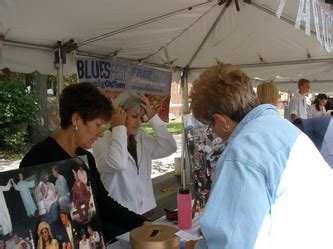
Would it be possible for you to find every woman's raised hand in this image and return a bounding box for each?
[139,94,154,120]
[110,107,127,128]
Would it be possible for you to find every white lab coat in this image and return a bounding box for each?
[0,180,12,235]
[92,115,177,214]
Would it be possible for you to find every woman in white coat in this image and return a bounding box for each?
[92,92,177,217]
[0,179,13,236]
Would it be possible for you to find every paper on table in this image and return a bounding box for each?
[176,229,203,241]
[175,212,203,241]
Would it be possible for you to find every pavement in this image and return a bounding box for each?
[0,159,20,172]
[151,134,182,178]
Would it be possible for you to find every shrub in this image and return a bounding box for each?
[0,79,38,149]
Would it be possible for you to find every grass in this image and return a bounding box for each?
[140,120,183,135]
[0,121,183,160]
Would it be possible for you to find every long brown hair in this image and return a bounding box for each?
[313,93,328,111]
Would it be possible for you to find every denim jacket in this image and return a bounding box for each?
[195,104,333,249]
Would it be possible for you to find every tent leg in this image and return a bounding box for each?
[56,47,64,94]
[180,68,191,186]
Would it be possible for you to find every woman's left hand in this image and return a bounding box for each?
[110,107,127,128]
[139,94,154,120]
[142,221,153,226]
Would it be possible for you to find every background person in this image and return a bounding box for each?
[325,97,333,113]
[186,64,333,249]
[308,93,328,118]
[71,173,90,222]
[9,232,24,249]
[37,221,59,249]
[52,166,70,212]
[38,172,59,225]
[92,91,177,217]
[256,81,280,106]
[0,179,13,236]
[57,210,82,249]
[4,233,15,249]
[288,78,310,121]
[79,229,91,249]
[77,165,88,185]
[86,225,100,249]
[19,83,149,244]
[11,173,37,217]
[293,116,333,168]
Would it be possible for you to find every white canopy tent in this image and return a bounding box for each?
[0,0,333,93]
[1,0,332,186]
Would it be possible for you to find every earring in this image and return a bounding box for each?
[222,125,229,132]
[74,126,78,131]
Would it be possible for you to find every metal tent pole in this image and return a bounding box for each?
[57,46,64,94]
[186,3,229,68]
[79,2,212,47]
[180,67,191,186]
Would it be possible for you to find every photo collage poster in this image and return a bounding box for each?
[0,158,105,249]
[183,114,226,209]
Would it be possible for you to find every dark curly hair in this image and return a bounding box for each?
[59,82,112,128]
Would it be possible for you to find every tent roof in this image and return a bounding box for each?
[1,0,333,91]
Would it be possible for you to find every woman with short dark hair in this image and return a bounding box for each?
[20,82,149,243]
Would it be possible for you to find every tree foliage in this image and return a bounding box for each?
[0,79,38,149]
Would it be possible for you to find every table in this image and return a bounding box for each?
[108,213,202,249]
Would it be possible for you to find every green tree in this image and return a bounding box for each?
[28,72,49,143]
[0,79,37,149]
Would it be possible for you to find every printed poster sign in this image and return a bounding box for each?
[183,114,225,210]
[0,158,105,249]
[76,58,172,122]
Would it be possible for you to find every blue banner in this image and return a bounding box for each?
[131,65,172,96]
[76,59,130,90]
[76,58,171,96]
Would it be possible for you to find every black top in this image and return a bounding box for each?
[19,137,147,243]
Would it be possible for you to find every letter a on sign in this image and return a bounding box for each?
[295,0,311,36]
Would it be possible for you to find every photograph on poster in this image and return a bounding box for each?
[0,158,105,249]
[183,114,225,209]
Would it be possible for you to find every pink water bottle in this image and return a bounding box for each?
[177,188,192,230]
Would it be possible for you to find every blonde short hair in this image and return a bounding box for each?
[256,81,280,105]
[113,91,143,113]
[190,64,258,123]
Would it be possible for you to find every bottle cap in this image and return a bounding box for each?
[178,188,190,194]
